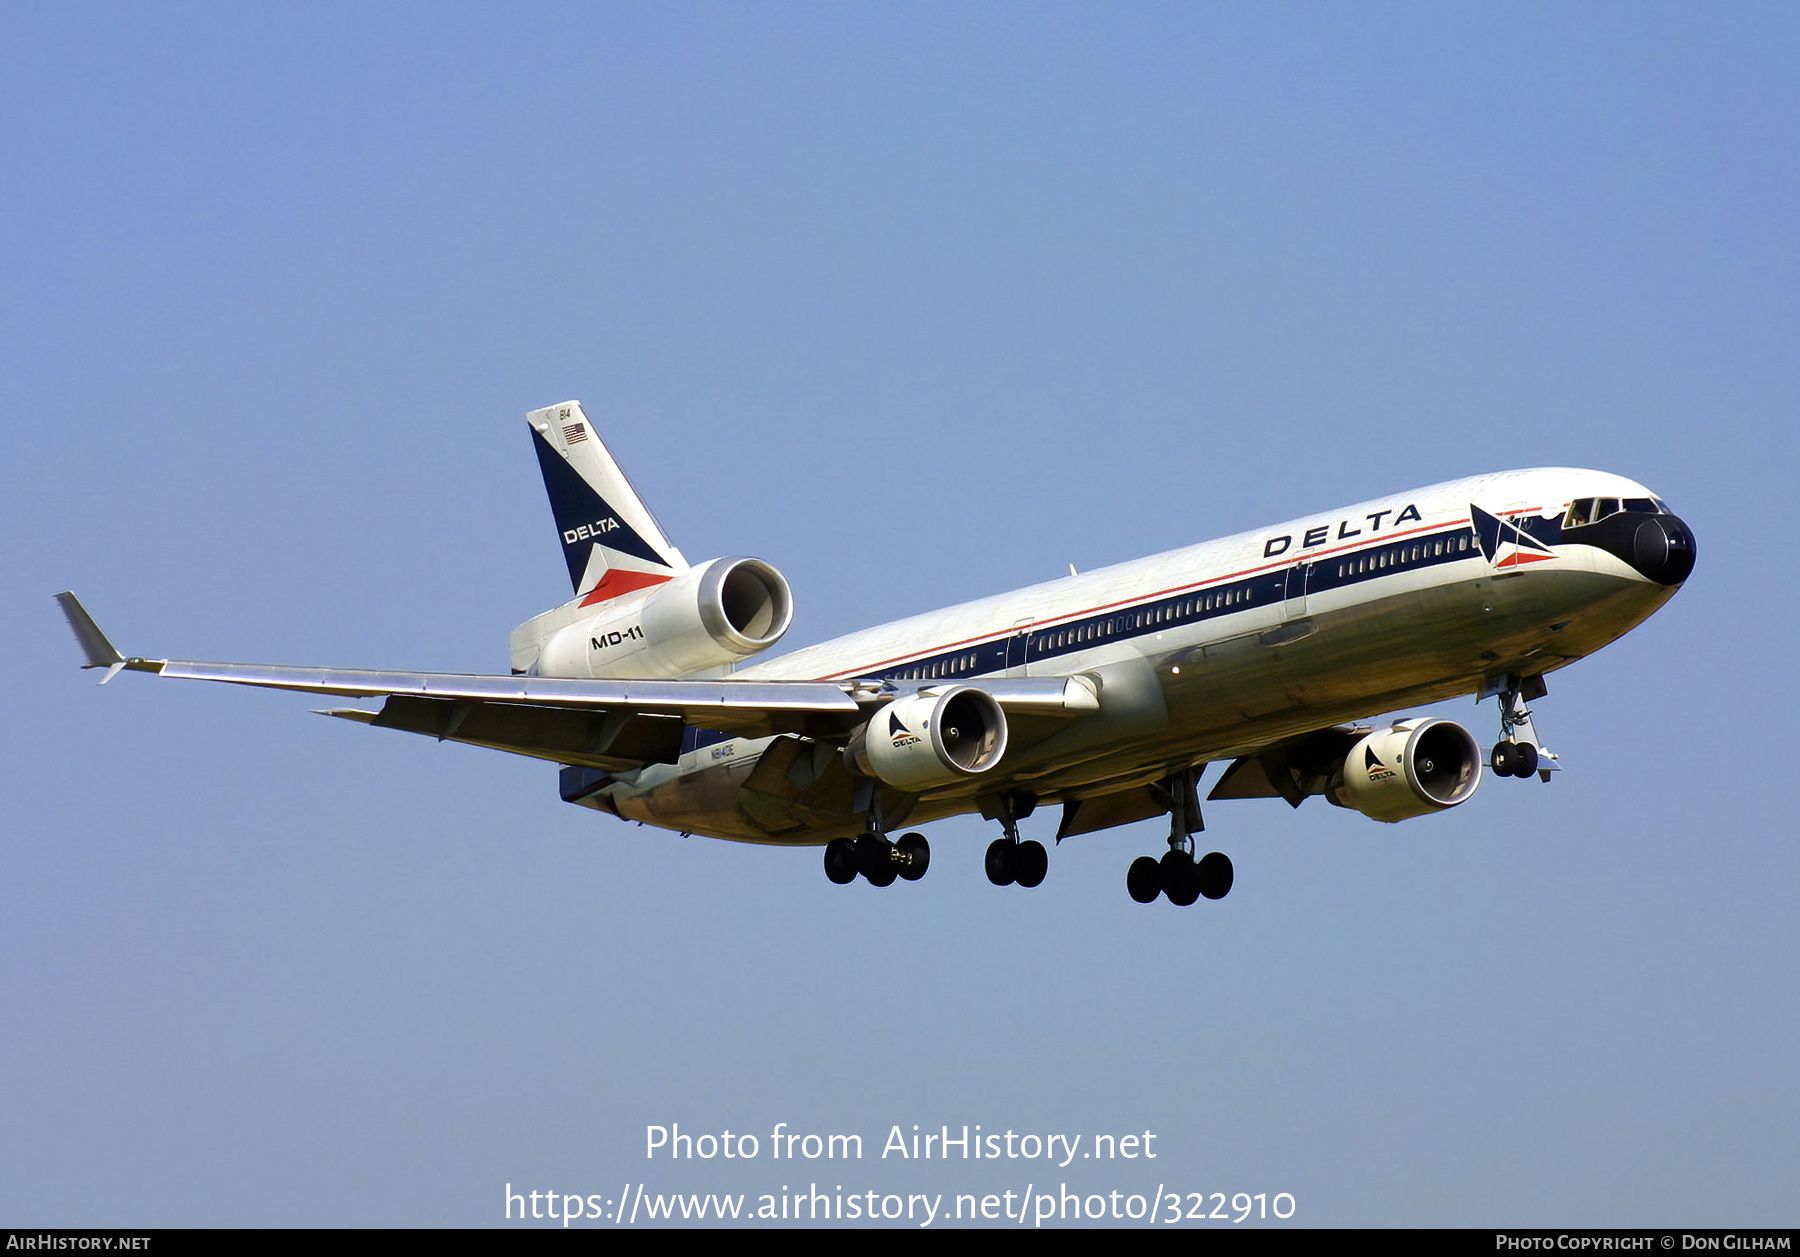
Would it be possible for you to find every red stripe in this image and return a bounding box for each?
[579,569,673,606]
[1495,550,1556,569]
[819,517,1483,680]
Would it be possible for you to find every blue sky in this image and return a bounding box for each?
[4,2,1796,1227]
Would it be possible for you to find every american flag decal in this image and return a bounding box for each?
[563,423,588,444]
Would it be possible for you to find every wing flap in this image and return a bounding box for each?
[362,696,688,770]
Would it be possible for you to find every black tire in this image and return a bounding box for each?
[1512,742,1539,777]
[854,832,884,876]
[1127,856,1162,904]
[1015,840,1048,889]
[895,832,931,881]
[823,837,858,885]
[1491,741,1519,776]
[985,838,1016,886]
[856,832,896,886]
[1160,849,1198,905]
[1196,851,1234,900]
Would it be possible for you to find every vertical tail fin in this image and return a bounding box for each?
[527,402,688,603]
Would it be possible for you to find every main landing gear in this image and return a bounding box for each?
[985,792,1047,889]
[824,831,929,887]
[823,786,930,887]
[1485,673,1559,782]
[1127,767,1234,906]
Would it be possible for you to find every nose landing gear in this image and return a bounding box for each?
[1484,673,1559,782]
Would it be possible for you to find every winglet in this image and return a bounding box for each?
[56,591,124,669]
[54,592,163,683]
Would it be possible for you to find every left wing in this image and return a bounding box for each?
[56,593,1096,773]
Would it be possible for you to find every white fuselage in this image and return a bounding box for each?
[598,468,1683,843]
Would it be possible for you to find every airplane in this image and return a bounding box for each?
[58,401,1696,905]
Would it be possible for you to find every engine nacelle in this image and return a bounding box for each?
[847,687,1009,792]
[535,556,793,680]
[1328,718,1482,823]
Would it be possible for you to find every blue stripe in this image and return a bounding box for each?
[854,525,1483,684]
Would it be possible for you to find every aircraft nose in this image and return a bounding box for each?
[1629,513,1696,585]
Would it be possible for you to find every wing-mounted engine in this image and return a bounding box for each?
[1209,717,1482,823]
[1327,718,1482,822]
[531,556,794,680]
[846,687,1009,792]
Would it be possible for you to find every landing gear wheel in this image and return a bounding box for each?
[1196,851,1234,900]
[895,832,930,881]
[856,832,896,886]
[1127,856,1162,904]
[1512,741,1539,777]
[1160,849,1200,906]
[985,838,1017,886]
[1014,840,1048,889]
[1492,674,1556,781]
[1491,741,1519,777]
[1165,876,1200,907]
[823,837,858,885]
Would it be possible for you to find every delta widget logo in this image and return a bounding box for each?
[887,711,923,750]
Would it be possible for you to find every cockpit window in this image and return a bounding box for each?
[1623,497,1657,514]
[1564,496,1632,528]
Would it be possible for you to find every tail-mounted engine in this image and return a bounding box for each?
[1328,718,1482,822]
[847,687,1009,792]
[533,556,793,680]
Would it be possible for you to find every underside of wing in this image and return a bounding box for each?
[321,699,691,771]
[1206,725,1368,808]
